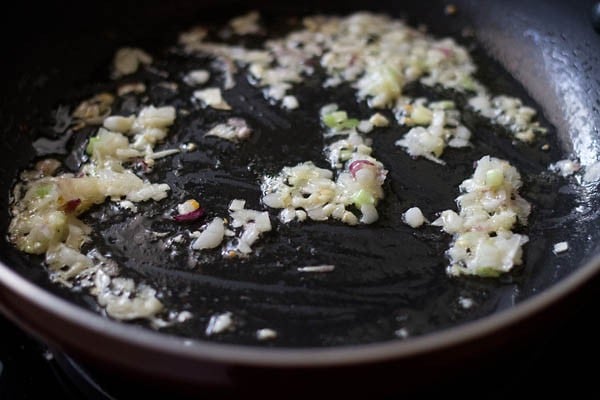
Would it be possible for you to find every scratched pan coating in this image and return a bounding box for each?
[0,2,599,348]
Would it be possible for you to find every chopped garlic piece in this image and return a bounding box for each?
[184,69,210,86]
[549,159,580,177]
[112,47,152,78]
[403,207,426,228]
[193,88,231,110]
[72,93,114,126]
[205,312,234,336]
[228,205,272,255]
[119,200,138,212]
[229,199,246,211]
[95,270,163,320]
[117,82,146,96]
[256,328,278,341]
[103,115,135,133]
[458,297,474,309]
[282,95,299,110]
[192,218,226,250]
[553,241,569,254]
[206,118,252,142]
[395,99,471,163]
[369,113,390,127]
[469,94,544,142]
[358,120,374,133]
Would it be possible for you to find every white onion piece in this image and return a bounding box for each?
[192,218,225,250]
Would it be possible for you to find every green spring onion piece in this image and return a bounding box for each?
[351,189,375,207]
[341,118,359,129]
[323,111,348,128]
[485,169,504,188]
[35,184,52,198]
[86,136,99,155]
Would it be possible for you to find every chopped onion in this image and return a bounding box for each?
[549,159,580,178]
[192,218,225,250]
[434,156,531,277]
[174,208,204,222]
[553,241,569,254]
[206,118,252,142]
[256,328,278,340]
[193,88,231,110]
[403,207,426,228]
[205,312,234,336]
[183,69,210,86]
[349,160,375,178]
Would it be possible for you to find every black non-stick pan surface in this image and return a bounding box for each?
[1,0,600,373]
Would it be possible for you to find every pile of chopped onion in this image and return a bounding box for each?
[178,10,548,163]
[432,156,531,277]
[262,155,386,225]
[468,94,546,142]
[180,12,480,110]
[206,118,252,142]
[263,99,388,225]
[9,105,179,320]
[395,99,471,164]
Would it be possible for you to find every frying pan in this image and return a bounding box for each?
[1,0,600,394]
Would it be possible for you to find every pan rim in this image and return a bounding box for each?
[1,252,599,367]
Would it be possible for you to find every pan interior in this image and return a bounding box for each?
[0,0,599,348]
